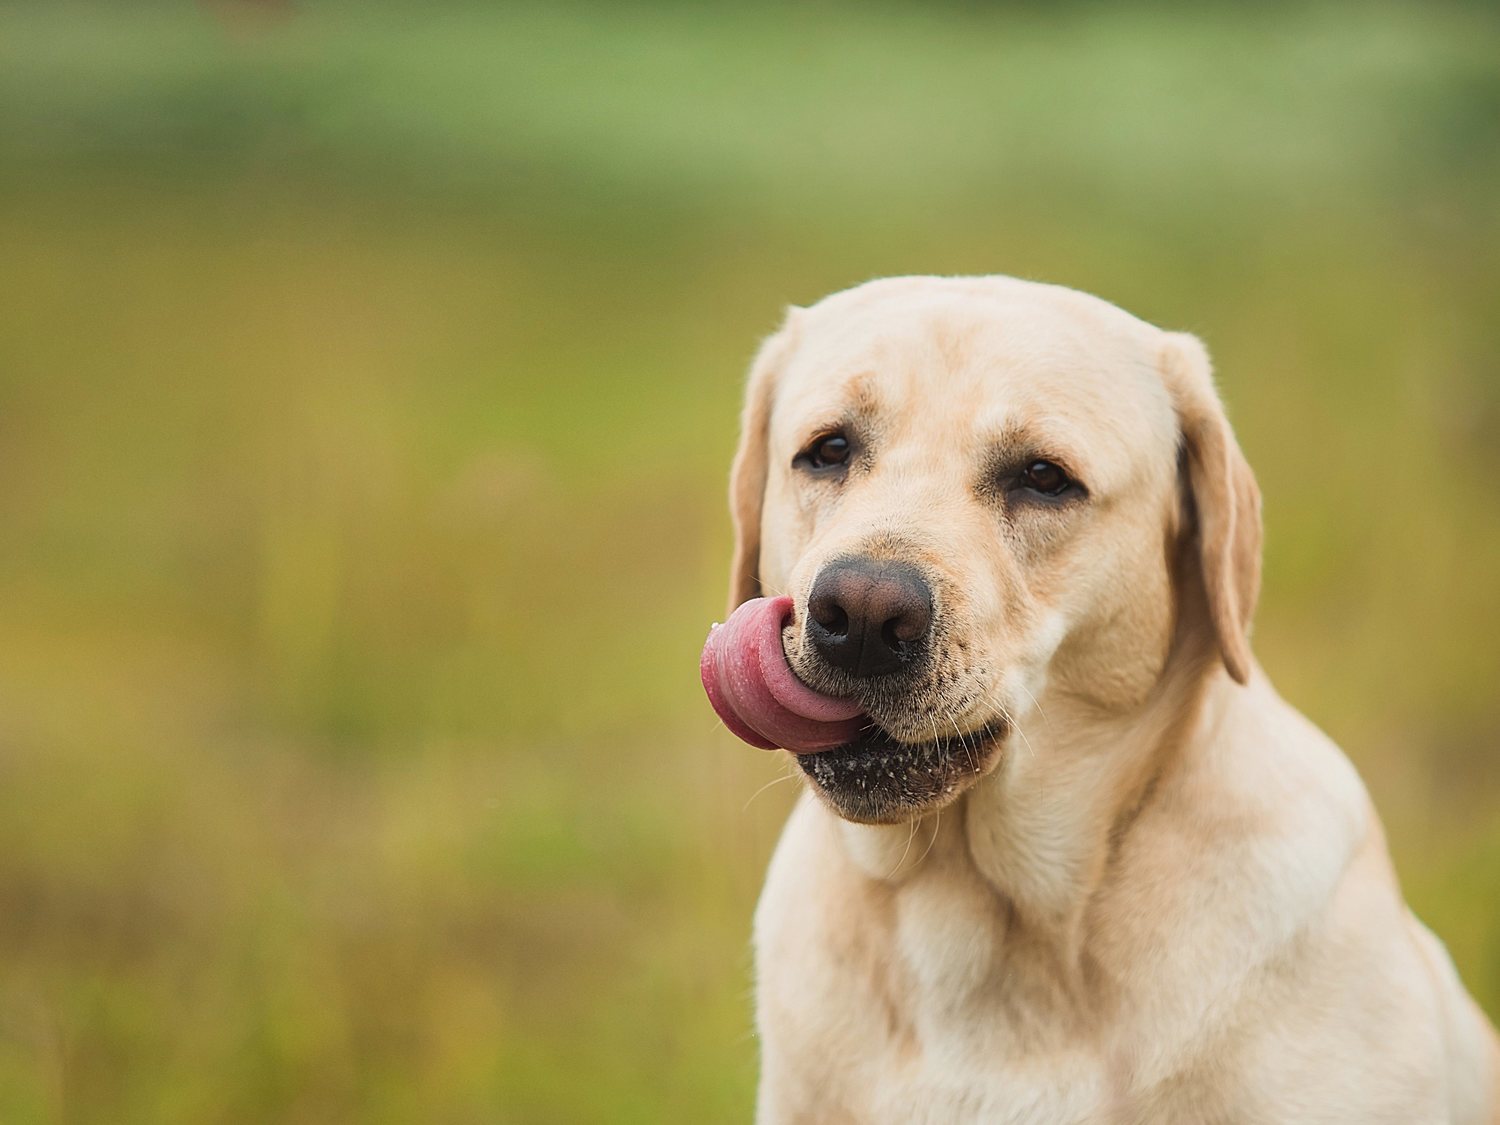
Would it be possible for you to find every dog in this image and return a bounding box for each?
[704,276,1499,1123]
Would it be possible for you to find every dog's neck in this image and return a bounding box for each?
[832,631,1240,996]
[973,647,1231,954]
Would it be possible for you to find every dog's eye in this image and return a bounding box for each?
[797,433,851,471]
[1020,460,1072,496]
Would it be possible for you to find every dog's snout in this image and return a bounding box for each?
[807,558,933,679]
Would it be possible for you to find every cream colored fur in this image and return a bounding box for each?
[728,276,1499,1124]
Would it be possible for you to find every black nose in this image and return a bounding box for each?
[807,558,934,679]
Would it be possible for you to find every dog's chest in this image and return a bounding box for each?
[756,832,1114,1120]
[758,906,1117,1124]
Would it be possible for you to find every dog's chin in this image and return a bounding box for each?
[796,720,1006,825]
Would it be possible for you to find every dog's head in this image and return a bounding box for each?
[724,276,1261,824]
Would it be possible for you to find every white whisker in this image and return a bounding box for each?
[947,709,977,773]
[914,809,941,867]
[885,817,918,880]
[967,680,1036,763]
[743,767,798,812]
[1015,679,1051,732]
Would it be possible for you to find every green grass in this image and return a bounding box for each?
[0,2,1497,1120]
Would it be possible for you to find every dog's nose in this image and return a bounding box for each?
[807,558,933,679]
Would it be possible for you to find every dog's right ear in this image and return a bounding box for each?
[1160,332,1263,685]
[727,309,801,615]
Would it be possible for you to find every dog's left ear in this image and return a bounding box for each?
[1160,332,1263,685]
[727,308,802,615]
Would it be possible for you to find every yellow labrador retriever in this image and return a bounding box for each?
[701,276,1499,1123]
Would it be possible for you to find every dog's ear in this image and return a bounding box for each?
[727,309,801,615]
[1161,332,1262,685]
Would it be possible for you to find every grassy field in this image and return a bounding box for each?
[1,2,1498,1121]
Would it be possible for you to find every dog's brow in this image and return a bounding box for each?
[844,371,882,418]
[972,423,1092,492]
[982,423,1088,481]
[791,373,882,445]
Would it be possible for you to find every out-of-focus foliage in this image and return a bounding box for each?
[0,2,1496,1121]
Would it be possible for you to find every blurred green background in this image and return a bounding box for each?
[1,1,1498,1120]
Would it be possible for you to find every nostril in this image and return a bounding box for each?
[809,593,849,637]
[887,611,926,646]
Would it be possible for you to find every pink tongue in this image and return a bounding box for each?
[700,596,866,753]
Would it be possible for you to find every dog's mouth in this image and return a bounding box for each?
[700,594,1007,822]
[796,719,1007,824]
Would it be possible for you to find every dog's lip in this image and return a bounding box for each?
[795,717,1007,822]
[802,717,1007,763]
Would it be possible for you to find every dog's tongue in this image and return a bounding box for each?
[700,596,865,753]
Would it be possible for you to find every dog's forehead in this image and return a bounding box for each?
[774,278,1177,475]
